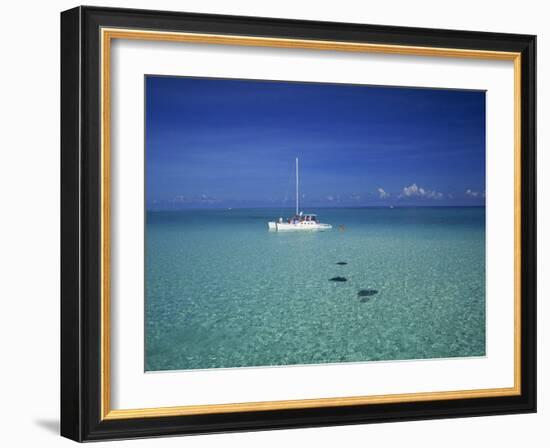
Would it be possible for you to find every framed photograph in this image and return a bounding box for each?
[60,6,536,442]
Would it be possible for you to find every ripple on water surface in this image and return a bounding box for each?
[145,207,486,371]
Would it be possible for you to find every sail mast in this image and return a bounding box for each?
[296,157,299,215]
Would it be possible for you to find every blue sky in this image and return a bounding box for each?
[146,76,486,209]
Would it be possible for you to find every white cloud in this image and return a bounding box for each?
[377,188,390,199]
[466,189,481,197]
[427,191,444,200]
[171,193,219,204]
[465,189,486,199]
[400,183,443,200]
[402,183,423,197]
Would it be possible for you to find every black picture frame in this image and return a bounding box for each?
[61,5,536,442]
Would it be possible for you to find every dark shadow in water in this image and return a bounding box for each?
[358,289,378,303]
[33,419,59,435]
[329,276,348,282]
[336,262,348,265]
[358,289,378,297]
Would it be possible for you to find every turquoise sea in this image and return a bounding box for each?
[145,207,485,371]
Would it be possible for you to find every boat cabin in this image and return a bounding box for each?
[287,213,318,224]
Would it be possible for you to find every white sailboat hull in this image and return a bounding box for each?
[268,222,332,232]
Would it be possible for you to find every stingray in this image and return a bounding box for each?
[357,289,378,297]
[329,276,348,282]
[335,262,348,265]
[358,289,378,302]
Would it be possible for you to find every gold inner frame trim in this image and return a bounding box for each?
[100,27,522,421]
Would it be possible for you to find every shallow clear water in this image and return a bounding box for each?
[145,207,485,371]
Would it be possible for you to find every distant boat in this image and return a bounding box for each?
[268,158,332,232]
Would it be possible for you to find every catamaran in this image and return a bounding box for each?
[268,158,332,232]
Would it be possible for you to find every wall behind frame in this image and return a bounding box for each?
[0,0,545,447]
